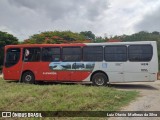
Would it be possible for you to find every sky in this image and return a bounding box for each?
[0,0,160,41]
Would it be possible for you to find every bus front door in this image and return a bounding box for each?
[3,48,21,80]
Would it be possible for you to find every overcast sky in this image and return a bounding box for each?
[0,0,160,41]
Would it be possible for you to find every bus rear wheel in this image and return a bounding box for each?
[92,73,108,86]
[22,71,35,84]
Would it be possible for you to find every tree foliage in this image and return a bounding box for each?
[0,31,18,66]
[80,31,95,40]
[111,31,160,42]
[23,31,92,44]
[94,36,106,43]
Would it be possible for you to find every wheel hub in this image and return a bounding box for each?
[25,75,32,81]
[95,77,104,85]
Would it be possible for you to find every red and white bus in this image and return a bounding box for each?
[2,41,158,86]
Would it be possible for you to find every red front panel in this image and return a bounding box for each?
[3,61,22,80]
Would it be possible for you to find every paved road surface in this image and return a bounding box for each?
[109,80,160,120]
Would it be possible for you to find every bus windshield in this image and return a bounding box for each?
[5,48,20,67]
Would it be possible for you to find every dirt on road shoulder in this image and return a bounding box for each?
[109,80,160,120]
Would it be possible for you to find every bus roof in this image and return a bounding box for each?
[5,41,156,48]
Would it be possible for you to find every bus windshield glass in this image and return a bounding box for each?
[5,48,20,67]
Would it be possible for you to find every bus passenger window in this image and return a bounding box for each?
[23,48,41,62]
[83,46,103,61]
[62,47,81,61]
[128,45,153,61]
[104,45,127,62]
[42,47,60,62]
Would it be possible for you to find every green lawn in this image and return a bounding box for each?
[0,78,138,119]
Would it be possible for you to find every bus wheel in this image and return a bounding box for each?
[22,71,35,84]
[92,73,108,86]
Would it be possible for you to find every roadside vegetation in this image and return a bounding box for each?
[0,78,138,112]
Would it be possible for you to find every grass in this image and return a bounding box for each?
[0,78,138,119]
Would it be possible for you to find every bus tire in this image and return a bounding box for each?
[22,71,35,84]
[92,73,108,86]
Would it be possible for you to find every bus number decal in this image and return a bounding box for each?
[141,69,148,72]
[141,63,149,66]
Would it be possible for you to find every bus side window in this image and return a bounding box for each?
[104,45,127,62]
[128,45,153,61]
[42,47,60,62]
[83,46,103,61]
[42,49,50,61]
[23,48,41,62]
[62,47,82,61]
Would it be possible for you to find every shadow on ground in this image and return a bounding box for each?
[110,83,158,90]
[4,80,159,90]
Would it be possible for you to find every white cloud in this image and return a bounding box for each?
[135,0,160,32]
[96,0,160,37]
[0,0,160,41]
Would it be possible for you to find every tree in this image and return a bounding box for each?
[95,36,105,43]
[152,31,159,35]
[0,31,18,66]
[23,31,88,44]
[80,31,95,40]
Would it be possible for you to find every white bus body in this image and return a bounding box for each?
[3,41,158,85]
[84,41,158,83]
